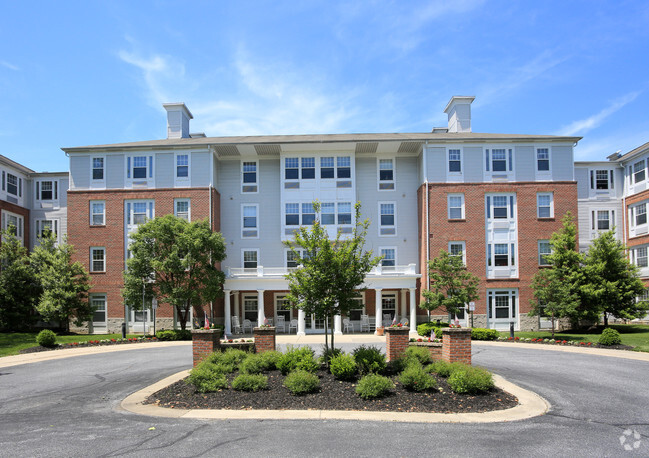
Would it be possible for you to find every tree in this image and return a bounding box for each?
[31,231,92,332]
[582,230,648,326]
[123,215,226,330]
[420,249,480,321]
[529,212,586,335]
[0,229,40,331]
[284,202,381,354]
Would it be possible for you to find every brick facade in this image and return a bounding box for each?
[0,200,30,248]
[409,341,443,360]
[441,328,472,364]
[253,327,276,352]
[384,326,409,361]
[192,329,221,366]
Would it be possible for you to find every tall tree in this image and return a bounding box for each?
[582,230,648,326]
[31,231,92,332]
[284,202,381,353]
[123,215,226,330]
[0,229,40,331]
[529,212,586,334]
[420,249,480,320]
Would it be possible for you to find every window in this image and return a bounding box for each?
[301,157,315,179]
[634,160,646,184]
[538,240,551,266]
[6,173,17,196]
[448,194,464,220]
[276,294,292,321]
[448,149,461,172]
[595,210,611,230]
[492,149,507,172]
[379,202,395,235]
[487,243,515,267]
[2,211,23,241]
[378,159,395,190]
[88,200,105,226]
[486,194,515,219]
[175,199,190,221]
[636,247,648,268]
[132,202,147,225]
[286,250,301,268]
[242,161,258,192]
[242,205,258,237]
[321,202,335,225]
[302,203,315,225]
[590,169,612,190]
[320,157,334,179]
[337,156,351,178]
[537,148,550,171]
[285,158,299,180]
[636,203,647,226]
[126,200,154,227]
[92,157,104,181]
[36,220,58,241]
[176,154,189,178]
[133,156,147,179]
[448,241,466,264]
[90,247,105,272]
[338,202,352,225]
[285,203,299,226]
[91,294,107,326]
[488,290,517,320]
[382,293,397,320]
[537,193,553,218]
[492,196,508,218]
[36,180,57,201]
[380,247,396,267]
[243,294,258,322]
[242,250,258,269]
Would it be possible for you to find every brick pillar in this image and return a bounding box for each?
[385,326,409,362]
[192,329,222,367]
[442,328,472,365]
[253,327,276,353]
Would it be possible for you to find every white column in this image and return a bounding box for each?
[233,292,240,320]
[297,309,306,336]
[375,288,383,335]
[257,290,265,326]
[334,313,342,335]
[224,290,231,335]
[400,289,407,320]
[409,288,417,336]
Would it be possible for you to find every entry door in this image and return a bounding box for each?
[487,290,518,330]
[243,295,258,323]
[130,309,151,332]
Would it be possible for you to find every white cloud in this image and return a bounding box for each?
[557,91,641,136]
[0,60,19,71]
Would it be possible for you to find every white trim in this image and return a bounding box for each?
[377,157,396,191]
[487,288,519,331]
[241,159,259,194]
[448,241,466,265]
[90,155,106,188]
[174,152,191,186]
[35,219,60,244]
[90,200,106,226]
[241,203,259,239]
[538,240,551,266]
[536,192,554,218]
[34,178,59,203]
[241,248,260,269]
[446,147,463,180]
[535,146,552,180]
[90,246,106,273]
[174,198,191,221]
[125,154,155,188]
[2,210,24,243]
[447,193,465,220]
[378,201,397,237]
[90,293,108,331]
[379,246,397,267]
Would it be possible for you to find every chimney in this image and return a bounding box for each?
[163,103,193,139]
[443,96,475,133]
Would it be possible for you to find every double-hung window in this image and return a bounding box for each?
[90,201,105,226]
[448,149,461,172]
[36,180,57,201]
[126,200,154,227]
[242,161,258,192]
[286,250,302,268]
[91,294,107,326]
[133,156,147,179]
[337,156,351,178]
[592,210,614,231]
[285,203,299,226]
[6,173,18,196]
[285,158,299,180]
[538,240,551,266]
[488,243,515,267]
[448,194,465,220]
[242,250,258,269]
[174,199,190,221]
[337,202,352,225]
[448,241,466,265]
[590,169,612,190]
[486,195,515,220]
[132,202,148,225]
[635,247,648,268]
[321,202,335,225]
[536,148,550,171]
[176,154,189,178]
[492,149,507,171]
[380,247,396,267]
[634,160,646,184]
[301,157,315,179]
[302,203,315,225]
[320,157,334,179]
[2,211,23,241]
[537,193,553,218]
[378,158,395,190]
[379,202,395,236]
[242,205,258,238]
[92,157,104,181]
[90,247,105,272]
[636,203,647,227]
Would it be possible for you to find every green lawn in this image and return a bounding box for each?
[0,332,142,357]
[499,324,649,352]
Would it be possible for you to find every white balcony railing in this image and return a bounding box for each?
[226,263,417,278]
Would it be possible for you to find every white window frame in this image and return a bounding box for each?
[275,293,293,321]
[285,248,305,269]
[285,203,300,227]
[377,158,395,191]
[242,293,259,322]
[378,201,396,237]
[301,157,316,180]
[35,179,58,201]
[174,198,191,221]
[487,242,516,268]
[337,202,352,226]
[91,156,106,184]
[538,240,551,266]
[90,246,106,273]
[591,209,614,231]
[90,293,107,328]
[447,148,463,174]
[633,159,646,184]
[6,172,19,197]
[633,202,647,228]
[125,155,154,186]
[336,156,352,179]
[536,147,551,173]
[487,289,518,328]
[447,193,465,220]
[448,241,466,265]
[633,246,649,268]
[90,200,106,226]
[486,193,516,220]
[284,157,300,181]
[241,160,259,193]
[537,192,554,218]
[242,249,259,269]
[241,204,259,239]
[2,210,24,242]
[590,169,613,190]
[174,153,191,184]
[35,219,59,243]
[485,147,514,174]
[379,247,397,267]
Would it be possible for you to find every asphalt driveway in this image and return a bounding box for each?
[0,342,647,457]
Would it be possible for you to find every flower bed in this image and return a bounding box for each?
[19,336,159,354]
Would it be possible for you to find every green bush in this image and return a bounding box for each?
[36,329,57,348]
[425,360,463,378]
[187,363,229,392]
[598,328,622,346]
[240,351,280,373]
[399,364,438,392]
[231,373,268,392]
[155,329,192,341]
[283,369,321,395]
[417,321,448,337]
[404,346,431,365]
[471,328,500,341]
[447,365,494,394]
[329,353,358,380]
[258,350,281,371]
[319,346,343,364]
[277,346,319,375]
[352,345,386,375]
[356,374,395,399]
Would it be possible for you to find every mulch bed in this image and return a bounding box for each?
[498,339,635,351]
[145,369,518,414]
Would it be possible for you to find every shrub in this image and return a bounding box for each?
[447,366,494,394]
[352,345,386,375]
[277,346,319,375]
[329,353,358,380]
[36,329,57,348]
[425,360,463,378]
[283,370,320,395]
[231,373,268,392]
[319,346,343,364]
[258,350,281,371]
[471,328,499,341]
[417,321,448,337]
[356,374,395,399]
[155,329,192,341]
[598,328,622,346]
[399,364,438,392]
[404,346,431,365]
[187,363,229,392]
[239,354,266,374]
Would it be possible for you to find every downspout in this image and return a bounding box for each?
[209,147,214,324]
[424,141,430,290]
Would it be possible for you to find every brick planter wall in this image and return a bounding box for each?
[253,327,276,353]
[408,341,442,360]
[192,329,222,367]
[385,326,409,362]
[442,328,472,364]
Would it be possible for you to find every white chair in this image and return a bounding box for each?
[400,317,409,326]
[383,314,392,327]
[231,316,243,334]
[276,316,287,333]
[289,319,298,333]
[360,315,371,332]
[243,319,253,333]
[343,318,354,333]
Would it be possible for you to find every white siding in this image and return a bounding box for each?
[106,154,124,189]
[191,152,211,187]
[552,146,574,181]
[425,147,446,182]
[575,167,589,198]
[155,153,174,188]
[463,147,483,182]
[514,146,534,181]
[69,155,90,189]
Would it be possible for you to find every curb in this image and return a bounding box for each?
[473,340,649,362]
[120,371,549,423]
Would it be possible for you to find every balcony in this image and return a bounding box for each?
[226,263,418,279]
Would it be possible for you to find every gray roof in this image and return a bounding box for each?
[619,141,649,162]
[0,154,35,174]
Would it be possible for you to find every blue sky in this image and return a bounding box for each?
[1,1,648,172]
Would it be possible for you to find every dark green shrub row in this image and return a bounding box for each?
[36,329,57,347]
[240,351,281,374]
[470,328,499,341]
[447,366,494,394]
[352,345,386,375]
[284,370,320,395]
[187,362,229,392]
[276,346,319,375]
[329,353,358,380]
[356,374,395,399]
[232,373,268,392]
[598,328,622,346]
[425,360,463,378]
[155,329,192,341]
[416,321,448,337]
